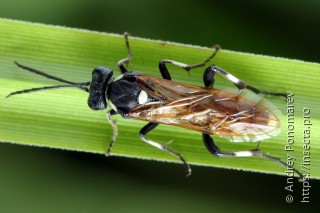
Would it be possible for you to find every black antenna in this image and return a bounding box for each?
[14,61,86,85]
[6,62,90,98]
[6,84,90,98]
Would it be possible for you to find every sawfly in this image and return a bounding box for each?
[6,33,303,180]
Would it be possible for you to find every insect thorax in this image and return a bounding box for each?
[107,72,152,114]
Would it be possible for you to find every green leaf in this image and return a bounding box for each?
[0,18,319,179]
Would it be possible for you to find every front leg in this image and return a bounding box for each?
[117,32,132,74]
[105,109,118,156]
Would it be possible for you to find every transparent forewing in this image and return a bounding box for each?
[127,75,281,142]
[134,74,208,101]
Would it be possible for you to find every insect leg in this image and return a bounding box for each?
[105,109,118,156]
[204,65,247,89]
[117,32,132,74]
[204,65,286,97]
[139,122,192,176]
[246,85,287,97]
[159,45,220,80]
[202,134,303,180]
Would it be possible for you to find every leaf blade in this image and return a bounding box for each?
[0,18,319,179]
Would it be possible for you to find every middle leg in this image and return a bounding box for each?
[105,109,118,156]
[159,45,220,80]
[139,122,192,176]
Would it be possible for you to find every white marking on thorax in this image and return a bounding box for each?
[138,90,148,104]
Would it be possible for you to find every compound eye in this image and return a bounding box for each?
[92,68,106,83]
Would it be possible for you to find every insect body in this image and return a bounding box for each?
[7,33,303,180]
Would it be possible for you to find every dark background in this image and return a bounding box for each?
[0,0,319,212]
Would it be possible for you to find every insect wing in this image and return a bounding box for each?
[128,75,281,142]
